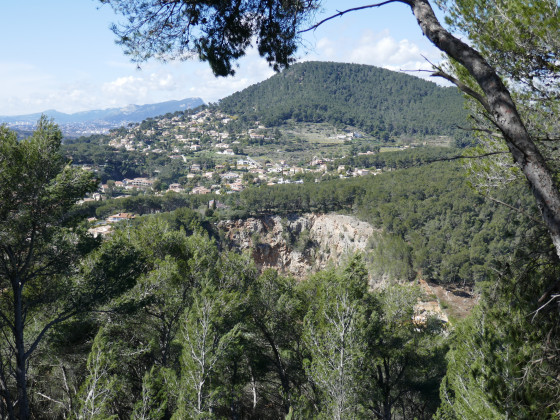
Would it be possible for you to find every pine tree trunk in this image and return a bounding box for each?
[409,0,560,258]
[13,285,30,420]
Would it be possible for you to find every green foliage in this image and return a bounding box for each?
[368,233,415,281]
[174,281,244,418]
[131,367,170,420]
[301,258,370,419]
[74,328,120,420]
[79,145,539,288]
[64,221,446,419]
[235,153,536,285]
[436,0,560,89]
[361,282,447,419]
[295,257,446,419]
[246,269,307,416]
[100,0,319,76]
[218,61,469,140]
[63,137,144,182]
[75,233,146,309]
[437,235,560,419]
[0,120,103,418]
[434,0,560,215]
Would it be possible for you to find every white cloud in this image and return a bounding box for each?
[0,28,446,116]
[303,29,442,83]
[316,37,336,58]
[350,31,419,65]
[0,49,278,115]
[101,72,178,102]
[168,47,277,104]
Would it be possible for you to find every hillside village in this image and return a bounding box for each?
[79,107,397,202]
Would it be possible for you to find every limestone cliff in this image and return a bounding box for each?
[216,213,475,323]
[216,213,376,277]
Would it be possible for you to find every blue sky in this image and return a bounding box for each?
[0,0,444,115]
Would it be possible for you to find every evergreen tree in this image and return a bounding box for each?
[174,281,243,419]
[131,366,170,420]
[301,257,370,419]
[74,328,119,420]
[0,120,98,419]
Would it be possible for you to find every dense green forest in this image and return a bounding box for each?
[218,62,470,141]
[36,225,448,419]
[3,104,560,419]
[80,147,537,287]
[73,0,560,418]
[2,0,554,416]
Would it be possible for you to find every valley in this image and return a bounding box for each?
[1,60,556,419]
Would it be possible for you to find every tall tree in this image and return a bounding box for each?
[0,120,141,419]
[246,269,307,416]
[301,257,370,419]
[74,328,120,420]
[0,120,97,419]
[174,280,244,418]
[364,284,446,420]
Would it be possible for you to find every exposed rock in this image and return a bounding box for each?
[216,213,376,278]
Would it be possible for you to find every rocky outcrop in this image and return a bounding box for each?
[216,213,376,277]
[216,214,472,323]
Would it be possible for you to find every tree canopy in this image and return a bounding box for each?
[99,0,319,76]
[0,120,142,419]
[218,61,469,138]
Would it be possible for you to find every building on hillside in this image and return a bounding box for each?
[126,178,155,189]
[191,186,211,195]
[107,213,136,223]
[229,181,244,192]
[88,225,113,238]
[353,169,370,177]
[221,172,240,181]
[168,183,184,193]
[267,166,283,174]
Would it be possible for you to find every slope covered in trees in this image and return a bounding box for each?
[218,61,469,139]
[77,147,538,287]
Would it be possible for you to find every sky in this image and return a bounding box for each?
[0,0,446,116]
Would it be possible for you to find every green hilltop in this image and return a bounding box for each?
[218,61,469,140]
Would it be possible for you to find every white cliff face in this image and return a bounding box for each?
[216,213,376,278]
[216,214,468,322]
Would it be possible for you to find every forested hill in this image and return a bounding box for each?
[218,61,468,138]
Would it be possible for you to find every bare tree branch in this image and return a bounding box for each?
[452,125,502,138]
[430,69,491,113]
[531,294,560,321]
[24,310,78,360]
[36,392,65,407]
[418,151,510,166]
[298,1,408,34]
[481,194,545,226]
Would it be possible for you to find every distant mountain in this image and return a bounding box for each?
[1,98,205,124]
[1,98,205,136]
[218,61,469,139]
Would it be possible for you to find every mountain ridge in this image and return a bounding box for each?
[0,97,205,125]
[217,61,469,140]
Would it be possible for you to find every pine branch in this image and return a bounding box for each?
[298,1,408,34]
